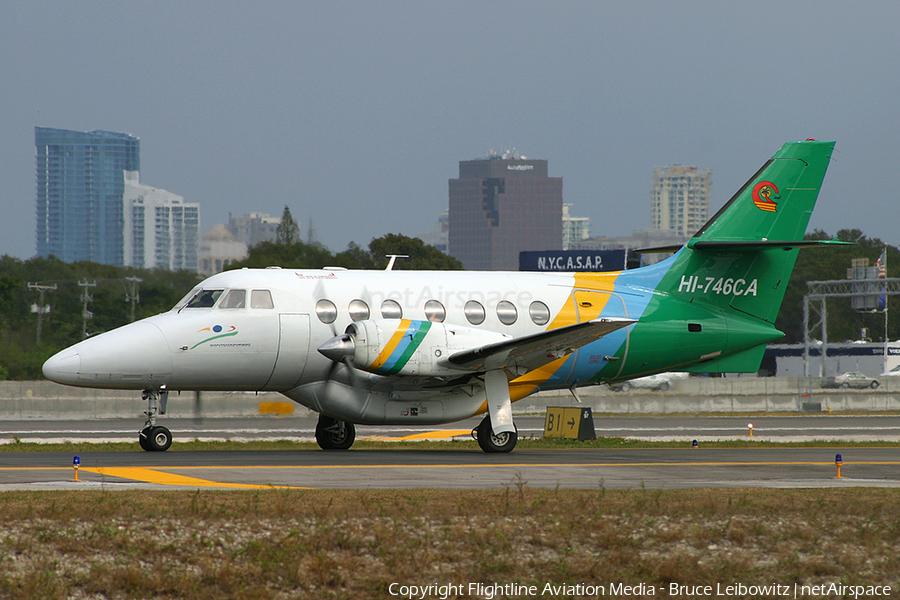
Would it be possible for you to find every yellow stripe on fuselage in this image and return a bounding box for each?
[507,271,624,399]
[370,319,412,370]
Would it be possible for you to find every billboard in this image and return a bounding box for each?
[519,249,627,272]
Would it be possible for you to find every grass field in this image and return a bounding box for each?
[1,486,899,599]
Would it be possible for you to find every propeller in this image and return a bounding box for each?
[318,331,362,387]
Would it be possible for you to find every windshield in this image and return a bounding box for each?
[183,289,224,309]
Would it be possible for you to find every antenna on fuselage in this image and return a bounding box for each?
[384,255,409,270]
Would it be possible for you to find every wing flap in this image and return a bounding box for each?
[443,317,635,374]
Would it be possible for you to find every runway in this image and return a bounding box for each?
[2,414,899,490]
[2,413,900,443]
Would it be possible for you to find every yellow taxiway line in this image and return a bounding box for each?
[81,467,307,489]
[379,429,471,441]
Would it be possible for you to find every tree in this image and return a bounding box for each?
[275,206,300,245]
[776,230,900,344]
[366,234,463,270]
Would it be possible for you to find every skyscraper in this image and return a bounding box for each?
[123,171,200,271]
[650,165,711,238]
[448,150,562,270]
[35,127,140,265]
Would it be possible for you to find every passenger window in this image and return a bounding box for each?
[464,300,485,325]
[185,289,223,308]
[349,299,370,322]
[316,299,337,324]
[497,300,518,325]
[381,299,402,319]
[424,300,445,323]
[529,301,551,326]
[219,289,246,309]
[251,289,274,309]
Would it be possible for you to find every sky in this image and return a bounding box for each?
[2,1,898,261]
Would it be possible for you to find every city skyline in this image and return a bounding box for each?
[3,3,898,261]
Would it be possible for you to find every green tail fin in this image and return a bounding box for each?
[691,140,835,245]
[667,140,836,324]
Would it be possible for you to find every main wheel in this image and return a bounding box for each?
[476,416,517,453]
[144,426,172,452]
[315,415,356,450]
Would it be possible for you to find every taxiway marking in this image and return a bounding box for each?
[81,467,306,489]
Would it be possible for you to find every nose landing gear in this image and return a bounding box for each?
[139,388,172,451]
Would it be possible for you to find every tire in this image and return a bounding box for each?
[871,381,880,389]
[138,427,152,451]
[619,382,632,392]
[146,426,172,452]
[657,381,670,391]
[315,415,356,450]
[476,416,517,453]
[840,382,849,389]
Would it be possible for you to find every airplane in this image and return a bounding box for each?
[43,139,842,453]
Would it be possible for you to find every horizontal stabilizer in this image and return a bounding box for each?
[444,317,635,374]
[690,239,852,251]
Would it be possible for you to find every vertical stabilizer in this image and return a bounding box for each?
[663,140,835,324]
[691,140,835,245]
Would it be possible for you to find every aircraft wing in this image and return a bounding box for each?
[442,317,635,374]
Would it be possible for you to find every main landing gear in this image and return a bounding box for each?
[138,388,172,452]
[474,415,518,453]
[315,414,356,450]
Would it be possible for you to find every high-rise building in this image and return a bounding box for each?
[123,171,200,271]
[562,204,591,250]
[417,210,449,254]
[448,150,562,270]
[35,127,140,264]
[228,212,282,247]
[199,224,248,276]
[650,165,711,238]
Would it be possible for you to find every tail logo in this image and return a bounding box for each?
[752,181,780,212]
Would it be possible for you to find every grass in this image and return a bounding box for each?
[1,487,899,598]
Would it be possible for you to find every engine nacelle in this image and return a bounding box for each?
[343,319,510,377]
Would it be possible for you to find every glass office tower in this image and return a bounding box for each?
[35,127,140,265]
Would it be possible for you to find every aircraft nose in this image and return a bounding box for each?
[42,347,80,385]
[42,320,172,388]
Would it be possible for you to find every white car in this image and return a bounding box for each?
[607,372,687,392]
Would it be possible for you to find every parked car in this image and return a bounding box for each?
[820,371,880,389]
[608,372,687,392]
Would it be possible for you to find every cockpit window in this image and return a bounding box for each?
[219,289,246,309]
[173,287,201,310]
[185,289,223,308]
[251,289,274,309]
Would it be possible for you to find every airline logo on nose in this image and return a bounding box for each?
[752,181,779,212]
[191,325,238,349]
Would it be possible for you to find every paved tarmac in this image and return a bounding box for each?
[2,413,900,444]
[1,447,898,490]
[1,414,899,490]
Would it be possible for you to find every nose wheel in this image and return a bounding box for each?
[139,425,172,451]
[139,388,172,451]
